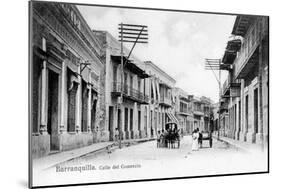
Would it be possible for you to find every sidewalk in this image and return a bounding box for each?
[33,142,115,171]
[33,138,155,171]
[213,135,265,154]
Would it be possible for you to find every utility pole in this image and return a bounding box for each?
[118,23,148,145]
[205,58,221,140]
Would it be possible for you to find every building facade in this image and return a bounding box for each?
[191,96,213,132]
[173,88,194,135]
[219,15,269,146]
[31,2,104,158]
[93,31,150,141]
[143,61,178,136]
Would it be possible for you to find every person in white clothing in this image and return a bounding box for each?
[191,129,199,151]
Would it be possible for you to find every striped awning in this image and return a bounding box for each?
[166,112,179,124]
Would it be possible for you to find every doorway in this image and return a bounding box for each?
[108,106,114,141]
[254,88,259,136]
[245,95,249,134]
[130,108,134,139]
[91,96,97,132]
[47,70,59,151]
[81,80,88,132]
[117,108,122,139]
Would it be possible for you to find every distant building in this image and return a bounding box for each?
[219,15,268,146]
[31,2,104,158]
[200,96,214,132]
[173,88,194,135]
[212,102,220,131]
[192,96,205,131]
[143,61,178,135]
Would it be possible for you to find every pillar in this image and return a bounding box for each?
[75,64,82,133]
[87,70,92,133]
[256,44,264,144]
[39,37,48,135]
[59,61,67,134]
[133,102,139,139]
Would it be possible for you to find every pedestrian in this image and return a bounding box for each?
[115,128,119,141]
[191,129,199,151]
[160,130,165,148]
[209,131,213,148]
[198,129,203,148]
[156,130,161,148]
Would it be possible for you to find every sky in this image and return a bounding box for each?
[77,5,235,102]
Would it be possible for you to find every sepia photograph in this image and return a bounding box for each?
[29,1,269,188]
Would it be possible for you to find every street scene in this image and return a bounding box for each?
[30,1,269,188]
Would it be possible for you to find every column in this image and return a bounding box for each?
[87,70,92,133]
[59,61,67,134]
[39,37,48,135]
[256,44,264,144]
[113,105,118,141]
[246,83,254,143]
[121,106,125,140]
[75,64,82,133]
[133,102,138,139]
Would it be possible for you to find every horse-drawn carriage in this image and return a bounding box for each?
[157,122,181,149]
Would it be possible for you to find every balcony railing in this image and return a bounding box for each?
[159,97,172,106]
[222,76,231,95]
[233,17,268,79]
[179,109,193,116]
[112,82,149,104]
[222,74,241,97]
[193,106,204,116]
[220,102,228,112]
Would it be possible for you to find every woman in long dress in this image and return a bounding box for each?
[191,130,199,151]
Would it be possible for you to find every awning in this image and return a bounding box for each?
[232,15,255,37]
[152,78,156,100]
[110,55,149,78]
[166,112,179,124]
[156,79,160,101]
[226,39,242,52]
[222,50,237,64]
[111,55,129,63]
[159,81,172,89]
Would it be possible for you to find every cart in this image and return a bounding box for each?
[157,122,180,149]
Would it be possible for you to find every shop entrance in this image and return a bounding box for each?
[47,69,59,151]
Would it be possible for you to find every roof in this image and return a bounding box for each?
[231,15,255,37]
[111,55,150,78]
[226,39,242,52]
[144,61,176,84]
[222,50,237,64]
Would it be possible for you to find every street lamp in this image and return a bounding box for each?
[205,58,222,140]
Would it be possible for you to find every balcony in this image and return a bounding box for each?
[219,102,228,113]
[222,75,231,96]
[159,97,172,107]
[178,109,193,116]
[222,74,241,97]
[112,82,149,104]
[193,106,204,116]
[233,17,268,79]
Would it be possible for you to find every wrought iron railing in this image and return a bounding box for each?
[233,17,268,78]
[159,97,171,106]
[112,82,149,103]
